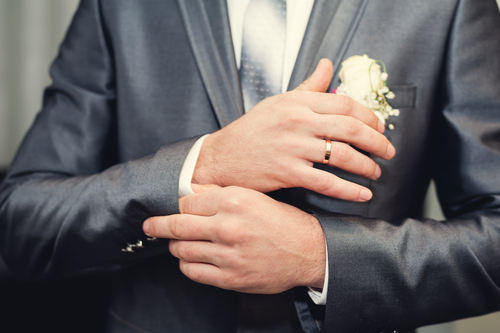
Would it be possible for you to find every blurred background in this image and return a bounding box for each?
[0,0,499,332]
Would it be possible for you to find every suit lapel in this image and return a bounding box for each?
[288,0,370,91]
[177,0,244,128]
[176,0,370,125]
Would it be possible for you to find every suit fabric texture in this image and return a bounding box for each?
[1,0,500,332]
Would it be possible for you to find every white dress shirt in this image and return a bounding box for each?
[178,0,328,305]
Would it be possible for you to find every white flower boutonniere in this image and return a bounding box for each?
[333,55,399,129]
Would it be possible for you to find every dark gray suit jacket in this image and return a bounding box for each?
[1,0,500,332]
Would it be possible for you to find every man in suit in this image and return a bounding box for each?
[1,0,500,332]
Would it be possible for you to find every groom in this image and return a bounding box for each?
[1,0,500,332]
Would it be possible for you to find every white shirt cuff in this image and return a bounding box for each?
[178,134,210,197]
[307,240,329,305]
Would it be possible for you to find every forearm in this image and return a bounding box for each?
[0,137,198,279]
[316,208,500,332]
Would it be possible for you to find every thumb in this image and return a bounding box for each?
[294,58,334,92]
[191,183,221,193]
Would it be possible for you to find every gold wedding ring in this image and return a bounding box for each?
[323,139,332,164]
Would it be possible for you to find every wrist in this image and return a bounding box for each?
[191,133,223,186]
[300,214,327,289]
[307,251,326,289]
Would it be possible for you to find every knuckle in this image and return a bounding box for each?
[287,113,302,127]
[308,113,322,130]
[225,196,243,212]
[223,268,248,291]
[177,242,195,261]
[316,175,334,193]
[221,248,239,267]
[326,184,343,198]
[283,110,307,130]
[222,188,246,212]
[342,118,359,137]
[218,222,246,244]
[285,91,301,105]
[232,229,249,244]
[169,216,184,239]
[230,278,246,291]
[335,95,353,115]
[216,223,232,241]
[288,165,306,188]
[176,242,189,259]
[221,272,239,290]
[313,173,343,198]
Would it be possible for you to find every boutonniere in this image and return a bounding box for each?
[333,55,399,130]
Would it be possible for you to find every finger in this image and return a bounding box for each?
[294,58,333,93]
[170,240,220,265]
[308,93,385,134]
[179,260,227,290]
[144,214,215,241]
[286,91,385,134]
[312,115,395,160]
[291,165,373,202]
[191,183,221,193]
[301,138,381,180]
[179,188,223,215]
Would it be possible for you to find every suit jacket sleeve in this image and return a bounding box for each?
[316,1,500,332]
[0,0,199,279]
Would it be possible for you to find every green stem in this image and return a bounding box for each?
[368,60,388,92]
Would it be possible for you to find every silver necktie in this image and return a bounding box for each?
[240,0,286,111]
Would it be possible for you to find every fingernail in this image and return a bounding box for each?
[359,189,373,202]
[373,165,382,179]
[143,219,151,236]
[386,144,396,159]
[377,121,385,133]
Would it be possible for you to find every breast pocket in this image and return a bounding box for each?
[387,84,417,109]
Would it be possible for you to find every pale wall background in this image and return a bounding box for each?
[0,0,499,332]
[0,0,79,169]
